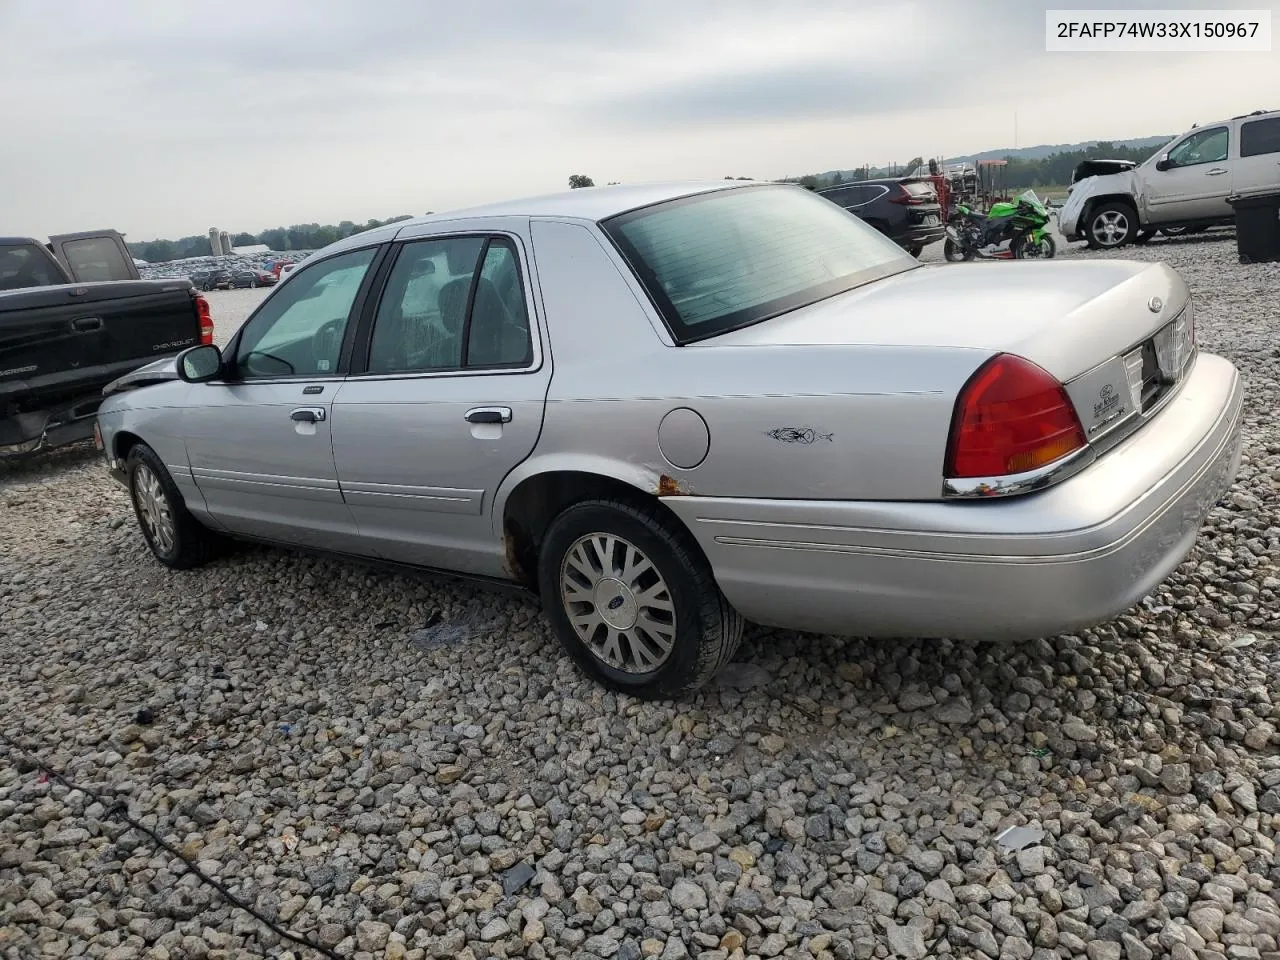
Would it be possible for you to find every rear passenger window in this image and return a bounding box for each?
[1241,117,1280,158]
[365,236,532,374]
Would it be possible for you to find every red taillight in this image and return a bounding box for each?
[193,292,215,345]
[945,354,1087,479]
[890,184,928,205]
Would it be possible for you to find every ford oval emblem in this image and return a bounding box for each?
[1148,296,1163,313]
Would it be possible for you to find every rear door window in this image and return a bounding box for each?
[1240,117,1280,157]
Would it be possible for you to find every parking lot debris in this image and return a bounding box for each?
[502,861,536,896]
[409,606,503,651]
[995,823,1045,853]
[714,662,771,691]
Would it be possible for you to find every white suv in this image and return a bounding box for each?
[1059,108,1280,249]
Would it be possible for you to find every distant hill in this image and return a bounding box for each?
[809,135,1174,183]
[947,135,1174,164]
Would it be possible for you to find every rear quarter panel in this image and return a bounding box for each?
[496,218,990,521]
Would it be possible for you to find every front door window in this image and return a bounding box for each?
[1166,126,1229,168]
[234,247,377,378]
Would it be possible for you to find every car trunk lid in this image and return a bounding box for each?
[700,259,1187,384]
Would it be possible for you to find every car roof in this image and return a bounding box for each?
[398,180,769,227]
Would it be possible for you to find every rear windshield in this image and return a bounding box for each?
[901,180,936,199]
[60,236,134,282]
[0,244,66,291]
[601,185,914,343]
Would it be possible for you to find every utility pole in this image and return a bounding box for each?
[1014,112,1019,150]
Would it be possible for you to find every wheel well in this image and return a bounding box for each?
[1083,193,1138,221]
[113,430,144,462]
[501,471,696,590]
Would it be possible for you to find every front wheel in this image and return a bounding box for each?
[1012,232,1056,259]
[943,238,973,262]
[538,498,744,699]
[1085,202,1137,249]
[126,443,221,569]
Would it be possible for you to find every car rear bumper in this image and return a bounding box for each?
[898,225,946,247]
[665,352,1243,640]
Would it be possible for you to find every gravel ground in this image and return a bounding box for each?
[2,233,1279,960]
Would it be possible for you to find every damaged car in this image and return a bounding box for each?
[1,232,215,458]
[95,182,1243,698]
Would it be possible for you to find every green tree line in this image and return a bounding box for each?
[128,215,419,263]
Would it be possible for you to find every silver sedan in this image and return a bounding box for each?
[95,181,1244,698]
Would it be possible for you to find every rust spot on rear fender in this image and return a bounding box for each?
[502,528,527,584]
[656,474,697,497]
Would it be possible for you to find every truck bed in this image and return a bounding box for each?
[0,278,203,452]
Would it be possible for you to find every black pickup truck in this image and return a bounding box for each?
[1,231,213,457]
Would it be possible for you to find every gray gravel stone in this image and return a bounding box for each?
[3,239,1280,960]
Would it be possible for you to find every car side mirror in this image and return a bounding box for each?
[177,344,224,383]
[1155,156,1170,172]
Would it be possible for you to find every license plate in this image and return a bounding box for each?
[923,215,939,226]
[1122,308,1195,411]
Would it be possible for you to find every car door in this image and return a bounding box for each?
[183,244,383,550]
[1144,124,1234,223]
[1233,115,1280,198]
[330,228,550,577]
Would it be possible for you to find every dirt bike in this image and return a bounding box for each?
[944,190,1056,261]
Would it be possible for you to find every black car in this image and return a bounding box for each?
[817,177,945,257]
[229,269,275,289]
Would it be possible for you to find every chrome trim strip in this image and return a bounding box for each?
[942,445,1097,499]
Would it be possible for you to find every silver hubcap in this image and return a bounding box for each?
[560,533,676,674]
[134,464,175,554]
[1092,210,1129,246]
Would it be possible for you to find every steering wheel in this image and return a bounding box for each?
[312,319,345,372]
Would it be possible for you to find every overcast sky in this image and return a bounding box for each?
[2,0,1277,240]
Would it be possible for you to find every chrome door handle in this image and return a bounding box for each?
[465,406,512,425]
[1206,168,1228,176]
[290,406,326,423]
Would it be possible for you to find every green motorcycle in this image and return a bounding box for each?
[944,190,1057,261]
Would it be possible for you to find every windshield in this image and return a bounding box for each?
[1017,190,1044,207]
[601,184,915,343]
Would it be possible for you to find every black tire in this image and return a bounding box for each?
[126,443,220,570]
[906,244,924,258]
[537,498,744,699]
[1012,232,1056,259]
[1084,202,1137,249]
[943,238,973,262]
[1132,229,1156,245]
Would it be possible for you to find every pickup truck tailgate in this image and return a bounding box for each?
[0,280,200,388]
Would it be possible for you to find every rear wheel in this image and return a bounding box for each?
[1085,202,1137,249]
[538,498,743,699]
[906,244,924,258]
[126,444,220,569]
[943,238,973,262]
